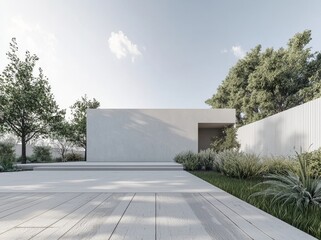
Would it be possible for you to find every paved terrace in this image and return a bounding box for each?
[0,169,316,240]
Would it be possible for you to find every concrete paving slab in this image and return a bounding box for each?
[0,170,223,193]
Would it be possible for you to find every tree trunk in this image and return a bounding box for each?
[84,148,87,161]
[21,135,27,164]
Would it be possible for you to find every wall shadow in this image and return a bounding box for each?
[87,110,197,162]
[240,115,308,157]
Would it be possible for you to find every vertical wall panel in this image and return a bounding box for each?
[237,97,321,156]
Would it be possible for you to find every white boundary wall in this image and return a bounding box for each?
[14,144,85,159]
[237,97,321,156]
[87,109,235,162]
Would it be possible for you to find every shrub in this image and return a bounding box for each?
[301,149,321,178]
[16,156,32,163]
[261,156,298,175]
[211,126,240,152]
[214,149,238,173]
[31,146,52,163]
[252,153,321,210]
[214,150,262,179]
[0,142,15,171]
[54,157,63,162]
[65,152,85,161]
[173,152,185,164]
[197,148,216,170]
[174,151,201,171]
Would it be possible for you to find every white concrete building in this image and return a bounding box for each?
[87,109,235,162]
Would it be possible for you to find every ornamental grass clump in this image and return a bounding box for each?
[197,148,216,170]
[174,151,201,171]
[261,156,298,175]
[252,153,321,210]
[214,149,239,174]
[214,150,262,179]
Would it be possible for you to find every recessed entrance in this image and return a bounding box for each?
[198,123,233,152]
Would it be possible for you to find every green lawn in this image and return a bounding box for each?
[191,171,321,239]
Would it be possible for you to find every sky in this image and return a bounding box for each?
[1,0,321,111]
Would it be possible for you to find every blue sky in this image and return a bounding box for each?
[1,0,321,110]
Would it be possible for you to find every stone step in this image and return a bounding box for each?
[17,162,184,171]
[33,166,183,171]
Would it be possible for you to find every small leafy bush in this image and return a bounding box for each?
[174,151,201,171]
[198,148,216,170]
[65,152,85,161]
[211,127,240,152]
[214,150,262,179]
[173,152,186,164]
[252,152,321,210]
[16,156,32,163]
[0,142,15,171]
[31,146,52,163]
[301,149,321,178]
[261,156,298,175]
[54,157,63,162]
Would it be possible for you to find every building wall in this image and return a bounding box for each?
[237,97,321,156]
[87,109,235,162]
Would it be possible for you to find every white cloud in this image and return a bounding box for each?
[231,45,246,59]
[221,49,228,53]
[108,31,141,62]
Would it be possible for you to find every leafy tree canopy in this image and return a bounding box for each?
[206,30,321,125]
[0,38,65,163]
[70,95,100,149]
[211,127,240,152]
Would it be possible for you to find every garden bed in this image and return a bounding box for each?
[192,171,321,239]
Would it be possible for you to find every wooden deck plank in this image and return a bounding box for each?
[110,193,155,240]
[19,193,99,228]
[0,193,45,213]
[185,193,250,240]
[157,193,229,240]
[209,192,317,240]
[201,193,272,240]
[59,193,134,240]
[0,192,315,240]
[0,193,79,235]
[31,193,111,240]
[0,193,36,208]
[0,193,21,201]
[0,227,45,240]
[0,193,50,218]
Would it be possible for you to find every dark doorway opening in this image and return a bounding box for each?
[198,123,233,152]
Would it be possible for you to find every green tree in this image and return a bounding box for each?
[210,127,240,152]
[300,52,321,101]
[51,120,74,161]
[0,38,65,164]
[70,95,100,160]
[206,30,320,125]
[246,31,312,122]
[206,45,262,125]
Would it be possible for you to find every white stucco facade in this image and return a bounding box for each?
[87,109,235,162]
